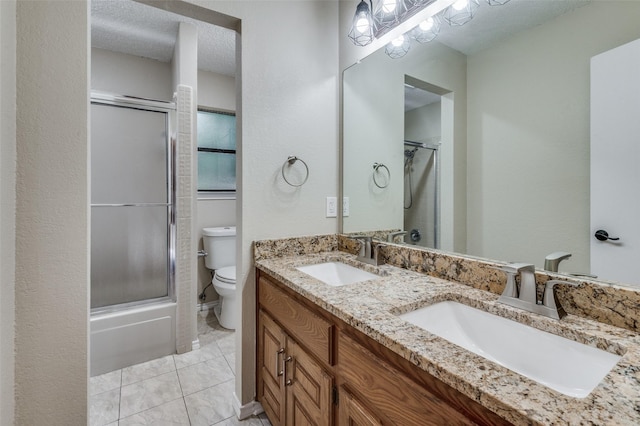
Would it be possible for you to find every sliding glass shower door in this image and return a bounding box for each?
[90,96,174,310]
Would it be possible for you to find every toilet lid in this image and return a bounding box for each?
[216,266,236,283]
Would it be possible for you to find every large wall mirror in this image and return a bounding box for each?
[342,0,640,287]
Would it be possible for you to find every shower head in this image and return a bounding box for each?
[404,148,417,167]
[404,147,417,160]
[404,147,418,158]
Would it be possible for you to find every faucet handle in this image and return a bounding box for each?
[499,263,535,274]
[349,235,369,257]
[387,231,407,243]
[542,279,579,319]
[544,251,572,272]
[495,263,535,300]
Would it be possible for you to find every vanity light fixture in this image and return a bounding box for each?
[373,0,405,33]
[385,34,411,58]
[411,14,442,43]
[443,0,479,26]
[349,0,442,46]
[486,0,510,5]
[348,0,375,46]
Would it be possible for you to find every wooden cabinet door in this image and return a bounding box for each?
[338,389,383,426]
[285,339,332,426]
[258,310,287,426]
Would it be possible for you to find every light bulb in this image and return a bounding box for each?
[355,16,370,34]
[419,17,434,31]
[382,0,397,13]
[391,35,405,47]
[453,0,469,11]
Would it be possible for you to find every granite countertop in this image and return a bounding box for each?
[255,251,640,426]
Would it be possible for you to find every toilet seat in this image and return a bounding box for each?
[214,266,236,285]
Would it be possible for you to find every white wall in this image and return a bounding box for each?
[466,1,640,272]
[0,0,16,424]
[199,69,235,111]
[91,48,173,100]
[197,0,340,405]
[14,1,89,424]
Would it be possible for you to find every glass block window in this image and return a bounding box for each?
[197,109,236,191]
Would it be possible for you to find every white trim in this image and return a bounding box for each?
[197,191,237,201]
[197,300,219,313]
[232,393,264,420]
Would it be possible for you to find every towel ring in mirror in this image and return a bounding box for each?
[373,162,390,189]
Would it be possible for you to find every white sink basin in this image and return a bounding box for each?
[296,262,379,286]
[399,301,622,398]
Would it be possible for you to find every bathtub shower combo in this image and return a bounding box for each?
[90,92,177,376]
[403,139,440,249]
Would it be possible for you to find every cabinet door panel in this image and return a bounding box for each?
[339,333,475,426]
[286,339,332,426]
[259,276,333,364]
[258,310,287,426]
[339,388,383,426]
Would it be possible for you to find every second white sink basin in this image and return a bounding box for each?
[399,301,622,398]
[296,262,379,286]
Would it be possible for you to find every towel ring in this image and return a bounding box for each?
[372,162,390,189]
[282,156,309,187]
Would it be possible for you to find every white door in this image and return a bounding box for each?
[590,38,640,287]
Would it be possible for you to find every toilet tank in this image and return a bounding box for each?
[202,226,236,270]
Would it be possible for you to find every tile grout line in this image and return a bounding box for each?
[171,353,193,425]
[117,369,123,424]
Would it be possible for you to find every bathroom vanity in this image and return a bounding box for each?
[254,235,640,425]
[256,270,507,425]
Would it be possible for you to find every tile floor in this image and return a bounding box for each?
[90,309,271,426]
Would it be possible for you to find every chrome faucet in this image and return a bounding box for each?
[497,263,577,320]
[544,251,572,272]
[350,235,382,266]
[387,230,407,243]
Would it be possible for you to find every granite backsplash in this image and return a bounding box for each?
[254,233,640,333]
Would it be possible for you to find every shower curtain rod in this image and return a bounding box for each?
[404,140,440,150]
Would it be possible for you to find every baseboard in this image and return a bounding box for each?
[232,392,264,420]
[197,300,219,313]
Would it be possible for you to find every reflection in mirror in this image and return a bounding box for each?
[342,0,640,287]
[404,85,442,248]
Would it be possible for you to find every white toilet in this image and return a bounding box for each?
[202,226,236,330]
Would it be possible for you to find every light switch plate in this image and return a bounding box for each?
[343,197,350,217]
[326,196,337,217]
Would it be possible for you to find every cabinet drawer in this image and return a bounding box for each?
[339,333,476,426]
[259,276,333,365]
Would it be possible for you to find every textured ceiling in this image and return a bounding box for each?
[91,0,590,80]
[435,0,591,55]
[91,0,236,76]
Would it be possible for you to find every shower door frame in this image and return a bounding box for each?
[90,91,177,315]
